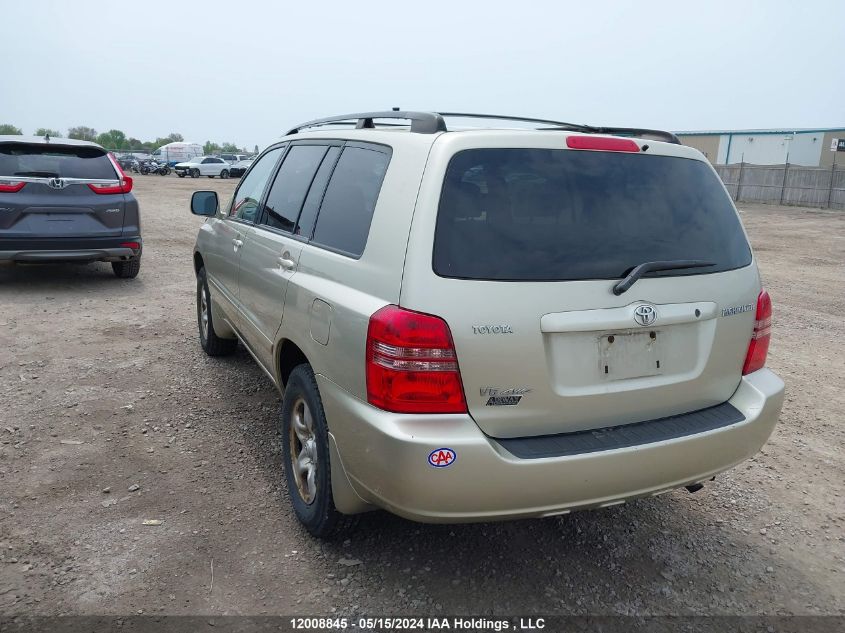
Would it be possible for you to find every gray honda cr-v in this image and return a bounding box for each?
[0,135,141,278]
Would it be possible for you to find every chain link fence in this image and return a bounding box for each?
[715,163,845,209]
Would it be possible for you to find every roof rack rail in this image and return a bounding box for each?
[285,111,681,144]
[436,112,593,133]
[286,111,447,135]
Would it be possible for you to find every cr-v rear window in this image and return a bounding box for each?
[0,144,116,180]
[433,148,752,281]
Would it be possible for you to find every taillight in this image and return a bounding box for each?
[0,181,26,193]
[742,290,772,375]
[566,136,640,152]
[366,305,467,414]
[120,242,141,250]
[89,153,133,194]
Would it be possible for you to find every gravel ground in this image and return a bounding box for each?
[0,177,843,617]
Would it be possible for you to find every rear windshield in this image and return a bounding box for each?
[433,148,752,281]
[0,144,116,179]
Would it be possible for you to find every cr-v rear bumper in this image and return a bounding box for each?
[0,236,141,263]
[319,369,784,523]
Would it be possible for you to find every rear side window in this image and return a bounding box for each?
[228,146,284,221]
[0,143,116,179]
[296,146,341,239]
[260,145,328,233]
[433,149,752,281]
[311,146,390,257]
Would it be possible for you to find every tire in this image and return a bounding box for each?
[196,267,237,356]
[112,257,141,279]
[282,364,356,539]
[220,169,229,179]
[190,168,199,178]
[140,166,150,175]
[161,167,171,176]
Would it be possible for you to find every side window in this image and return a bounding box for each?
[227,146,285,222]
[311,146,390,257]
[260,145,328,233]
[296,146,341,239]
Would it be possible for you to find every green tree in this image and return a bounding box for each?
[96,129,128,150]
[220,142,239,153]
[152,133,185,149]
[67,126,97,141]
[203,141,221,155]
[34,128,61,138]
[0,123,23,135]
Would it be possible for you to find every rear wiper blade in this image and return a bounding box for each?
[612,260,716,295]
[14,171,60,178]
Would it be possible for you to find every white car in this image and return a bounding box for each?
[220,153,248,165]
[174,156,231,179]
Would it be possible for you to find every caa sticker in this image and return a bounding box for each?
[428,448,457,468]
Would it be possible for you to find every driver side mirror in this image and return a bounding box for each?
[191,191,218,216]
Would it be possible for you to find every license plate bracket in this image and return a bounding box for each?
[598,330,663,380]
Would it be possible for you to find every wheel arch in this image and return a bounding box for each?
[193,251,204,275]
[277,338,310,390]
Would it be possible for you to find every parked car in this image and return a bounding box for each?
[0,135,142,278]
[189,111,784,538]
[228,157,254,178]
[220,153,248,165]
[174,156,230,179]
[116,154,139,171]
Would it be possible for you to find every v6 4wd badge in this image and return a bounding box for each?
[481,387,531,406]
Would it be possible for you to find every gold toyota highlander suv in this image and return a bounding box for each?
[189,111,784,538]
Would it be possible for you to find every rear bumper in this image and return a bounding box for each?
[320,369,784,523]
[0,236,141,263]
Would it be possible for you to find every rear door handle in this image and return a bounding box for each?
[278,255,297,271]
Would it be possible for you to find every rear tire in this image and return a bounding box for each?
[112,257,141,279]
[282,364,356,539]
[197,267,237,356]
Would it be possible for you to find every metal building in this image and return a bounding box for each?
[675,128,845,167]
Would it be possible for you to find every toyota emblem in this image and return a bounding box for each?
[633,304,657,326]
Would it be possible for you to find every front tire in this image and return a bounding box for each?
[220,169,229,179]
[282,364,354,539]
[196,267,237,356]
[190,168,199,178]
[112,257,141,279]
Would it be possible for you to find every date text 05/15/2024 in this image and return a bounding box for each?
[289,616,546,630]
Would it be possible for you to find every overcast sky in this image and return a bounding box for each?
[2,0,844,149]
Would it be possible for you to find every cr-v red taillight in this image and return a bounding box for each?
[742,290,772,375]
[89,153,133,195]
[366,305,467,414]
[0,181,26,193]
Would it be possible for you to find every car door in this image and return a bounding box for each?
[238,143,339,369]
[200,146,285,325]
[200,157,215,176]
